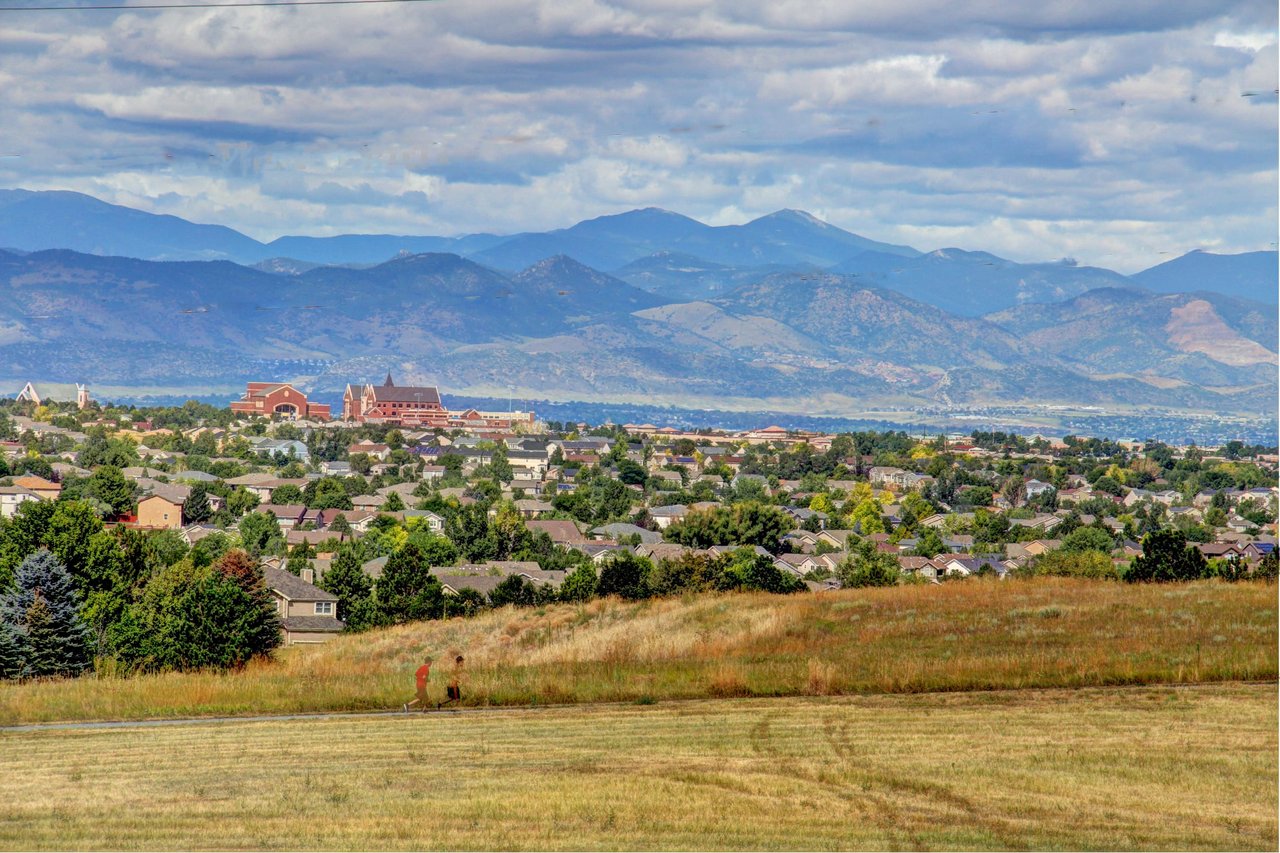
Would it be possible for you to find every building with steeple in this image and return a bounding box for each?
[342,373,446,425]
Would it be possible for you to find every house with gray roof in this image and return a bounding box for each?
[264,566,343,644]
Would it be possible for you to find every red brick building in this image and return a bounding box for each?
[342,374,447,425]
[230,383,331,420]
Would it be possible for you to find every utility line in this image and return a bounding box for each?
[0,0,437,11]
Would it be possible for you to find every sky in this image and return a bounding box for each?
[0,0,1276,272]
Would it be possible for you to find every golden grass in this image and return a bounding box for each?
[0,684,1275,850]
[0,578,1275,725]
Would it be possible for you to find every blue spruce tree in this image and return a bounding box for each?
[0,549,93,677]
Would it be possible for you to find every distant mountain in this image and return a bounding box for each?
[467,208,712,271]
[613,251,822,301]
[830,249,1139,316]
[1132,250,1278,304]
[264,232,506,265]
[473,206,919,278]
[0,248,1272,416]
[985,288,1277,388]
[0,189,264,262]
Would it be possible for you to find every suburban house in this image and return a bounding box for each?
[12,476,61,501]
[229,382,331,420]
[0,485,40,518]
[137,491,185,529]
[264,567,344,644]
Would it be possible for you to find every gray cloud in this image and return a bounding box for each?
[0,0,1275,272]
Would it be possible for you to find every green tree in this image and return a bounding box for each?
[82,466,135,518]
[284,541,314,577]
[910,527,946,559]
[318,547,376,630]
[381,491,406,512]
[270,484,304,505]
[1126,530,1208,583]
[184,483,213,524]
[836,542,900,588]
[0,550,93,678]
[238,512,284,558]
[597,551,653,600]
[559,563,598,602]
[375,543,444,623]
[1059,526,1115,554]
[488,574,537,608]
[617,459,647,486]
[108,555,281,672]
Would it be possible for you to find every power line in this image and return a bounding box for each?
[0,0,437,11]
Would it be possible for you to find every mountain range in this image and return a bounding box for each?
[0,236,1273,420]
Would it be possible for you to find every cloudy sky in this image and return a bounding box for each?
[1,0,1275,271]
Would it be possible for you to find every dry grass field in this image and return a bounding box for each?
[0,684,1275,851]
[0,578,1274,725]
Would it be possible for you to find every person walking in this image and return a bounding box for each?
[403,656,432,712]
[439,655,464,708]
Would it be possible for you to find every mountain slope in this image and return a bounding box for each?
[831,249,1139,316]
[985,288,1277,387]
[1132,250,1278,304]
[0,189,265,262]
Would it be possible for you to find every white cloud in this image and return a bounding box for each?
[0,0,1273,275]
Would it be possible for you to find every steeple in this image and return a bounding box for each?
[383,372,395,387]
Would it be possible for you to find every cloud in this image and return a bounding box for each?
[0,0,1274,272]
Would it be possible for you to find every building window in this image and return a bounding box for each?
[315,601,334,615]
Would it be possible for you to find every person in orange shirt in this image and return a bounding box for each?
[403,656,432,712]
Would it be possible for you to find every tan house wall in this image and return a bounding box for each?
[284,630,339,645]
[137,496,183,529]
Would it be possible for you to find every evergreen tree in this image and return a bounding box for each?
[0,550,92,677]
[284,541,314,577]
[0,618,26,679]
[375,543,444,623]
[381,491,405,512]
[184,484,213,523]
[318,547,375,630]
[1127,530,1208,582]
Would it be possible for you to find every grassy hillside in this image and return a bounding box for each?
[1,578,1274,725]
[0,686,1274,850]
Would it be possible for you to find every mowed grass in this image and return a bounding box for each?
[0,684,1275,850]
[0,578,1275,724]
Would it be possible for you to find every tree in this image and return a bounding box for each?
[108,556,281,672]
[270,484,304,505]
[318,547,376,630]
[375,543,444,623]
[911,527,946,559]
[82,466,135,518]
[597,551,653,600]
[617,459,647,486]
[381,491,406,512]
[238,512,284,558]
[305,477,354,511]
[489,575,537,608]
[0,550,93,678]
[285,541,314,577]
[0,500,56,588]
[1059,526,1115,554]
[329,513,353,537]
[1127,530,1208,583]
[1029,550,1119,580]
[836,542,899,588]
[559,563,598,602]
[184,483,213,524]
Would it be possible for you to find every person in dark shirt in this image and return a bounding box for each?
[439,655,464,708]
[403,656,432,712]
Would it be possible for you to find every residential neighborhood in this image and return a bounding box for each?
[0,387,1274,661]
